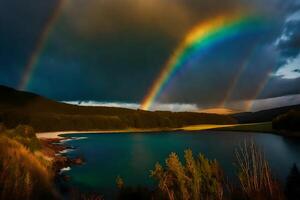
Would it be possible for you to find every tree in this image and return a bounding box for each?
[285,164,300,200]
[272,110,300,132]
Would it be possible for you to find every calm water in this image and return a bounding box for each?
[61,131,300,197]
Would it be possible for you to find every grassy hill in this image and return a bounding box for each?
[0,85,236,132]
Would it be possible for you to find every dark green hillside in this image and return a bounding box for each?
[232,104,300,124]
[0,85,137,115]
[0,86,236,132]
[273,110,300,132]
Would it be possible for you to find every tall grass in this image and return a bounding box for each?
[0,135,56,200]
[235,140,285,200]
[148,142,286,200]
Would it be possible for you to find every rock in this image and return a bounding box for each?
[72,157,85,165]
[61,174,71,182]
[53,156,70,172]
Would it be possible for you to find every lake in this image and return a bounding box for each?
[61,131,300,198]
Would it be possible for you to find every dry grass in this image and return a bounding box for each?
[182,124,237,131]
[0,135,56,200]
[150,149,224,200]
[235,140,285,200]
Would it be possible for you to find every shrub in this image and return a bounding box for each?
[15,124,36,138]
[272,110,300,131]
[0,125,41,151]
[150,149,224,200]
[0,136,56,200]
[115,176,152,200]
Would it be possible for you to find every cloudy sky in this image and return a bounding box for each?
[0,0,300,112]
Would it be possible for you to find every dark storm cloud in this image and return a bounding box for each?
[158,37,278,107]
[255,2,300,106]
[276,12,300,59]
[1,0,299,111]
[249,94,300,111]
[62,0,246,40]
[27,0,282,103]
[274,3,300,79]
[154,0,300,107]
[28,23,175,101]
[61,0,284,41]
[24,0,254,101]
[258,76,300,100]
[0,0,60,87]
[294,69,300,73]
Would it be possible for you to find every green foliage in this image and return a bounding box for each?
[150,149,224,200]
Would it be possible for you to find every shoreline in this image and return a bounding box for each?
[36,124,239,139]
[39,137,85,183]
[37,122,299,141]
[36,128,179,139]
[36,122,289,198]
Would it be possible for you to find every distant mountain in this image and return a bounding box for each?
[232,104,300,123]
[0,85,137,115]
[0,85,236,132]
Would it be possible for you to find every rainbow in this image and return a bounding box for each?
[245,68,273,111]
[219,43,258,108]
[140,13,265,110]
[18,0,67,90]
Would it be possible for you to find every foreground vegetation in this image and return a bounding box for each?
[117,141,300,200]
[1,123,300,200]
[150,150,224,200]
[0,124,57,200]
[0,124,109,200]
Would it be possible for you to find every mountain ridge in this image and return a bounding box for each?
[0,85,236,131]
[231,104,300,123]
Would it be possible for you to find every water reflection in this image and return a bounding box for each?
[63,131,300,194]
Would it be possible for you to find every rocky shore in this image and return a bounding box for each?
[39,138,85,182]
